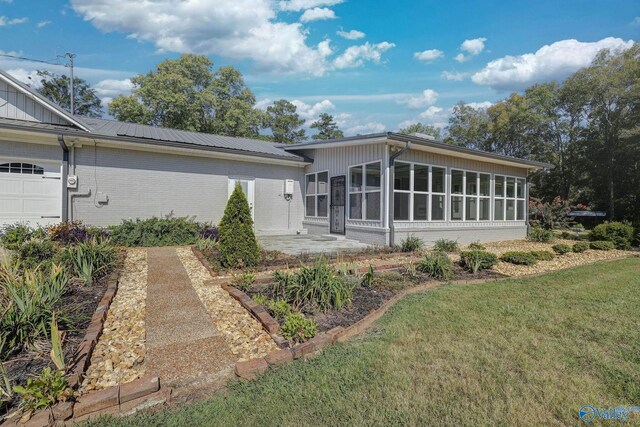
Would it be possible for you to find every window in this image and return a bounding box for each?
[394,162,446,222]
[494,175,526,221]
[451,170,491,221]
[349,162,381,220]
[305,171,328,217]
[0,163,44,174]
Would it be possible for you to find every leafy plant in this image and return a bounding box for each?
[360,265,375,288]
[528,196,574,230]
[218,184,260,268]
[109,215,200,247]
[0,361,13,408]
[405,261,417,278]
[13,367,71,412]
[416,252,454,280]
[251,294,268,306]
[433,239,458,253]
[530,250,555,261]
[572,241,590,253]
[528,227,554,243]
[267,299,293,320]
[400,236,423,253]
[195,237,217,252]
[552,244,572,255]
[590,222,634,249]
[12,239,59,271]
[0,224,33,250]
[468,241,486,251]
[231,272,256,292]
[198,223,219,241]
[500,251,538,265]
[589,240,615,251]
[280,313,317,344]
[459,250,498,274]
[62,238,117,285]
[47,221,105,244]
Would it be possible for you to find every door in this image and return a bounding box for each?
[228,177,255,222]
[330,175,345,234]
[0,161,62,227]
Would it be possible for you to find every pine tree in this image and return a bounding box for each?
[218,183,260,267]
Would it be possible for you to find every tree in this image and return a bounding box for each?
[398,122,441,139]
[445,102,490,149]
[265,99,306,143]
[310,113,344,140]
[35,70,102,117]
[217,183,260,268]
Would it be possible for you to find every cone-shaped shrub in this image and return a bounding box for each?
[218,183,260,268]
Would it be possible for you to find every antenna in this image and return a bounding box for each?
[64,52,76,115]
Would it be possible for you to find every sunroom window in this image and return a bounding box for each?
[494,176,526,221]
[394,162,446,221]
[451,170,490,221]
[349,162,381,220]
[305,171,328,217]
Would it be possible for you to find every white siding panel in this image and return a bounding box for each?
[0,80,71,125]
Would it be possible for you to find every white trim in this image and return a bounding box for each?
[449,168,493,223]
[493,174,526,221]
[393,160,447,223]
[304,170,329,219]
[347,160,382,222]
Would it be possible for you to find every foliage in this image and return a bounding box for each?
[589,241,615,251]
[48,221,106,244]
[572,241,590,253]
[468,241,486,251]
[590,221,634,249]
[433,239,458,253]
[267,299,293,320]
[12,239,59,271]
[35,70,102,117]
[500,251,538,265]
[400,236,423,252]
[251,294,268,307]
[265,99,306,144]
[280,313,317,344]
[459,250,498,274]
[109,216,199,247]
[416,252,454,280]
[551,244,572,255]
[218,184,260,268]
[372,271,409,291]
[13,367,71,412]
[360,265,375,288]
[0,361,12,408]
[398,122,441,139]
[198,223,219,241]
[528,226,554,243]
[0,224,34,250]
[528,197,574,230]
[231,272,255,292]
[530,250,555,261]
[61,238,117,285]
[195,237,217,252]
[310,113,344,140]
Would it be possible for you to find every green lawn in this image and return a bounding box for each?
[85,257,640,427]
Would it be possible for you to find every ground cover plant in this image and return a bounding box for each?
[589,240,615,251]
[399,236,423,253]
[109,216,201,247]
[530,250,555,261]
[500,251,538,265]
[416,251,454,280]
[528,226,554,243]
[459,250,498,274]
[552,243,571,255]
[572,241,590,253]
[433,239,458,253]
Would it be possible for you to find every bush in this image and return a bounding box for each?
[109,216,200,247]
[252,294,268,306]
[590,221,633,249]
[61,238,117,285]
[589,240,615,251]
[530,250,555,261]
[572,241,590,253]
[552,244,571,255]
[400,236,423,253]
[195,237,217,252]
[528,196,574,230]
[48,221,105,244]
[528,226,554,243]
[433,239,458,253]
[416,252,454,280]
[218,184,260,268]
[231,272,255,292]
[198,223,219,241]
[500,251,538,265]
[13,239,59,271]
[280,313,317,344]
[0,224,33,250]
[468,241,486,251]
[267,299,293,320]
[459,250,498,274]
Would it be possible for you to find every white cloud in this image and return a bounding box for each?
[455,37,487,62]
[465,101,493,109]
[472,37,635,90]
[291,99,335,121]
[336,29,365,40]
[279,0,343,12]
[254,98,272,110]
[631,16,640,26]
[94,78,133,98]
[413,49,443,62]
[6,68,41,87]
[333,41,395,69]
[300,7,336,22]
[346,121,385,135]
[0,16,28,26]
[441,71,466,81]
[36,20,52,28]
[419,106,443,119]
[400,89,438,109]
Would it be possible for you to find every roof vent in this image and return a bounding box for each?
[410,132,436,141]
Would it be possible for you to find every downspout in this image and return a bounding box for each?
[388,141,411,247]
[57,135,69,222]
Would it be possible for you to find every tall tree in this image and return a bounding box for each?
[265,99,306,144]
[35,70,102,117]
[310,113,344,140]
[445,103,490,148]
[398,122,441,139]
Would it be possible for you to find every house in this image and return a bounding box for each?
[0,69,551,246]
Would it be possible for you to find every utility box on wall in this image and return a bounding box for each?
[284,179,294,196]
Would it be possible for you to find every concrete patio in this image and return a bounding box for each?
[258,234,372,256]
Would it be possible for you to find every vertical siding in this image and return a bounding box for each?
[0,80,71,124]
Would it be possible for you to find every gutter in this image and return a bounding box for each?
[57,134,69,222]
[388,140,411,247]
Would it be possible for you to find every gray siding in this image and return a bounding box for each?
[0,139,61,163]
[0,80,71,125]
[394,226,527,246]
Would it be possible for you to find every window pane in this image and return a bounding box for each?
[414,164,429,192]
[480,198,490,220]
[306,174,316,194]
[506,199,515,220]
[317,195,328,217]
[495,175,505,197]
[506,177,516,198]
[451,170,464,194]
[365,192,381,220]
[480,174,490,197]
[466,197,477,220]
[466,172,478,195]
[431,195,445,220]
[350,166,362,192]
[516,200,525,221]
[517,178,526,199]
[318,172,328,194]
[451,196,463,220]
[494,199,504,220]
[365,162,381,191]
[306,196,315,216]
[394,192,410,220]
[432,167,445,193]
[413,194,428,220]
[394,162,410,191]
[349,194,362,219]
[33,166,44,175]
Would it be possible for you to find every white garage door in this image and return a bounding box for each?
[0,161,62,227]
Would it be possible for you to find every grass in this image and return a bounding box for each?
[84,257,640,426]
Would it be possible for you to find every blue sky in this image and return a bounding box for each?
[1,0,638,135]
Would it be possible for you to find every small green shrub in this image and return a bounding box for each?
[0,224,33,250]
[13,367,71,411]
[13,239,59,271]
[468,241,486,251]
[589,240,615,251]
[231,272,255,292]
[528,227,554,243]
[552,244,571,255]
[400,236,423,253]
[267,299,293,320]
[61,238,117,285]
[417,252,454,280]
[572,241,590,253]
[218,184,260,268]
[280,313,317,344]
[360,265,375,288]
[252,294,268,307]
[109,216,200,247]
[530,250,555,261]
[459,250,498,274]
[373,271,408,291]
[590,221,634,249]
[500,251,538,265]
[195,237,217,252]
[433,239,458,253]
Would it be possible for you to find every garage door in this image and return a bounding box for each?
[0,161,62,227]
